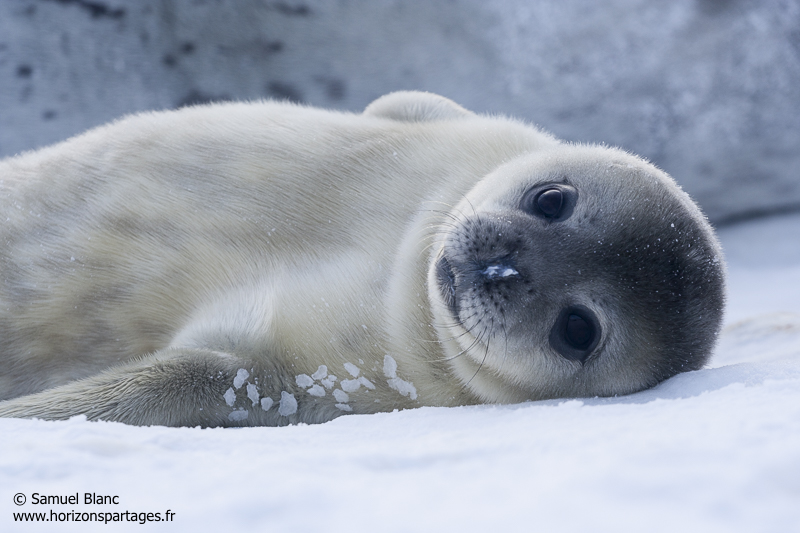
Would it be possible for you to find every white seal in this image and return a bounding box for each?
[0,91,725,426]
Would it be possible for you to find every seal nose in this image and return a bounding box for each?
[481,263,519,281]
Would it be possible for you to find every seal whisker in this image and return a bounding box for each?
[442,329,485,363]
[430,309,481,337]
[422,208,462,225]
[459,320,492,392]
[496,311,511,381]
[423,320,478,344]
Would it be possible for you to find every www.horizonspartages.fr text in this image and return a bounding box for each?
[12,492,175,525]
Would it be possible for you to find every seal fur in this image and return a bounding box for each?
[0,91,725,426]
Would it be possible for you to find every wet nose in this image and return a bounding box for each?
[481,263,519,281]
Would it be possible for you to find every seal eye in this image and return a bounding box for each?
[565,314,592,349]
[549,306,600,363]
[536,189,563,218]
[520,184,577,221]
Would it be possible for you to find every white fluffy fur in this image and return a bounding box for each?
[0,91,721,426]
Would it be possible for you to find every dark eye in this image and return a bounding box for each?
[536,189,563,217]
[565,314,592,349]
[549,306,600,363]
[520,184,577,221]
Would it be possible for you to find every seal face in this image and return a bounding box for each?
[427,147,725,404]
[0,91,725,426]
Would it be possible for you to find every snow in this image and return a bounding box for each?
[259,397,273,412]
[222,388,236,407]
[332,389,350,404]
[246,384,259,406]
[344,362,361,377]
[383,353,398,377]
[311,365,328,381]
[295,374,314,388]
[277,392,298,417]
[2,214,800,532]
[232,368,249,389]
[384,355,418,400]
[340,379,362,393]
[226,409,248,422]
[358,376,376,390]
[306,384,326,398]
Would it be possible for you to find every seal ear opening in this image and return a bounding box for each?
[363,91,475,122]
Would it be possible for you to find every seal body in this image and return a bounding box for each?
[0,92,725,426]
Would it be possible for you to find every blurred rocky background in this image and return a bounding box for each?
[1,0,798,225]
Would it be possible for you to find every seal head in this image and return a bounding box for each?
[428,145,726,403]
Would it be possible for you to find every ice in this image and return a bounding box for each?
[311,365,328,380]
[332,389,349,403]
[227,409,248,422]
[335,403,353,412]
[383,355,417,399]
[223,387,236,407]
[387,377,417,400]
[340,379,361,393]
[278,391,297,416]
[383,354,398,378]
[260,397,273,411]
[246,383,259,406]
[358,376,375,390]
[295,374,314,388]
[307,384,325,397]
[320,375,337,389]
[233,368,249,389]
[344,362,360,377]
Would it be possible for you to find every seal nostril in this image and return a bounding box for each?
[481,264,519,280]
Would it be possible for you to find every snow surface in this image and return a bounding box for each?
[2,214,800,532]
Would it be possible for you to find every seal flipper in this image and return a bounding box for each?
[0,348,286,427]
[363,91,474,122]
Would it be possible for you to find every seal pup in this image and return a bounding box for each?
[0,91,725,426]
